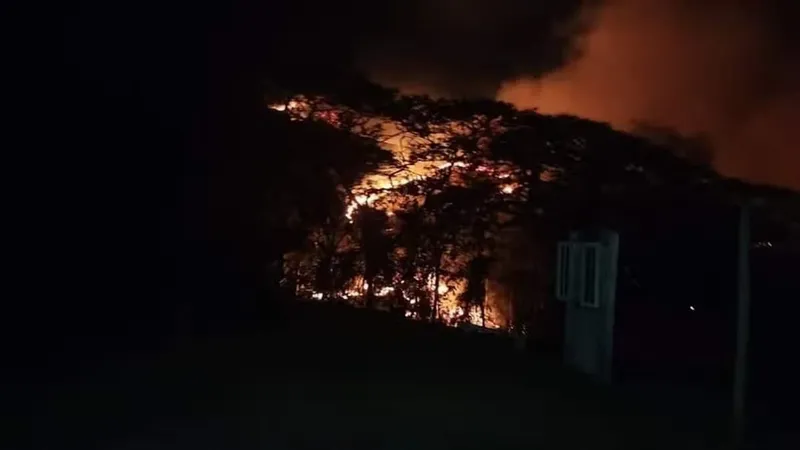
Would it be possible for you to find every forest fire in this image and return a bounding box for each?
[267,87,794,336]
[270,96,514,330]
[302,273,501,328]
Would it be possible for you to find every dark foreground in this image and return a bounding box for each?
[23,300,790,449]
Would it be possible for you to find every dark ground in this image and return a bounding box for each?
[22,299,752,450]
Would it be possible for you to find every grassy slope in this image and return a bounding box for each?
[31,300,732,450]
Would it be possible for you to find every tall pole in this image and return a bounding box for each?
[733,202,751,448]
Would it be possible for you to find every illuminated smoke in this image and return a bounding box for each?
[351,1,798,190]
[497,0,800,189]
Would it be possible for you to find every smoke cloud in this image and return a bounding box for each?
[496,0,800,189]
[355,0,592,97]
[354,0,798,189]
[253,0,799,189]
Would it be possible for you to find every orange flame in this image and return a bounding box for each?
[273,96,507,330]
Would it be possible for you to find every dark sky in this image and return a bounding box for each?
[249,0,799,190]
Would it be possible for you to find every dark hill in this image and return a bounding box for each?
[26,299,739,450]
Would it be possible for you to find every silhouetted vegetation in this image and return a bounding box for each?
[263,80,799,345]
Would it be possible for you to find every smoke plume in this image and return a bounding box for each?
[353,0,798,189]
[355,0,592,97]
[496,0,800,189]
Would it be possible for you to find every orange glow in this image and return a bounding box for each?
[273,96,508,330]
[268,100,303,114]
[377,286,394,296]
[495,0,800,190]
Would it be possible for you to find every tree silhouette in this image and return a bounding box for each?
[265,79,800,341]
[632,122,714,167]
[238,107,392,297]
[459,255,492,326]
[352,206,395,308]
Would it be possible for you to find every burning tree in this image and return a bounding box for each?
[269,91,522,328]
[267,81,735,333]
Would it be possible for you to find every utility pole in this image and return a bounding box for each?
[733,202,751,448]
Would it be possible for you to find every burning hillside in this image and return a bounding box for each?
[268,95,529,329]
[265,84,767,336]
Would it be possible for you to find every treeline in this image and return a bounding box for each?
[229,76,799,334]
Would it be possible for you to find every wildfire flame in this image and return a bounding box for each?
[271,97,509,330]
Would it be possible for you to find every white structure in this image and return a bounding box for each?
[556,230,620,383]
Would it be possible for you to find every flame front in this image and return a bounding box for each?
[271,97,511,330]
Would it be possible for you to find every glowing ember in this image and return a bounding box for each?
[268,100,302,113]
[377,286,394,296]
[274,96,509,331]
